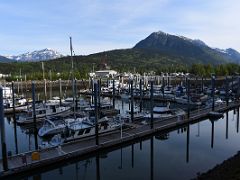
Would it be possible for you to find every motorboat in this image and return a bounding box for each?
[17,102,71,125]
[121,108,145,122]
[50,116,122,143]
[4,97,29,114]
[144,102,186,120]
[38,115,89,137]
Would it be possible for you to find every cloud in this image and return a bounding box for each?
[1,0,240,55]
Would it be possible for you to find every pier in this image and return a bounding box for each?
[0,100,239,178]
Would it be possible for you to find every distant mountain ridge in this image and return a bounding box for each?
[1,30,240,68]
[134,31,240,64]
[0,55,14,63]
[7,48,63,61]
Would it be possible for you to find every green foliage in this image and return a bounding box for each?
[1,49,240,81]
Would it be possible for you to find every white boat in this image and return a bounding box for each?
[144,103,186,120]
[38,116,89,137]
[17,102,71,125]
[4,98,29,114]
[62,117,121,143]
[39,134,63,149]
[2,87,12,98]
[175,95,202,106]
[121,108,145,122]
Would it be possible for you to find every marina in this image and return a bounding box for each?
[0,75,240,179]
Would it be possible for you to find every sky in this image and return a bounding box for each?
[1,0,240,55]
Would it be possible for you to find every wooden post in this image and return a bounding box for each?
[91,78,94,104]
[225,76,229,106]
[94,82,99,145]
[32,81,38,150]
[130,80,134,122]
[75,79,78,109]
[113,79,115,108]
[59,78,62,106]
[44,79,47,103]
[211,75,215,111]
[140,79,143,112]
[11,82,16,122]
[12,82,18,154]
[150,80,154,129]
[49,70,52,100]
[237,108,239,133]
[0,86,8,171]
[162,77,165,98]
[187,78,190,119]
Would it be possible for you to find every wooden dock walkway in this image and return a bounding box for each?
[0,101,239,178]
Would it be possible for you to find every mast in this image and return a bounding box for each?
[70,37,76,118]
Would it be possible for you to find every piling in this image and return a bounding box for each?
[59,78,62,106]
[225,76,229,106]
[75,79,78,109]
[162,77,165,98]
[113,79,115,108]
[32,81,38,150]
[98,79,101,111]
[11,82,16,122]
[12,82,18,154]
[94,82,99,145]
[44,79,47,103]
[140,79,143,112]
[130,80,134,123]
[237,108,239,133]
[187,78,190,119]
[211,75,215,111]
[201,76,204,93]
[91,78,94,104]
[150,80,154,129]
[0,86,8,171]
[49,70,52,100]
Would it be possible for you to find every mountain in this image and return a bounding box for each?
[7,48,63,61]
[0,55,15,63]
[134,31,240,64]
[1,30,240,77]
[215,48,240,64]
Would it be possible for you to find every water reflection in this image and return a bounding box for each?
[211,120,215,148]
[226,111,229,139]
[4,108,240,180]
[186,124,190,163]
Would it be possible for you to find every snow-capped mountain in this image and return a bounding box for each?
[7,48,64,61]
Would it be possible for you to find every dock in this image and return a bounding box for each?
[0,101,239,178]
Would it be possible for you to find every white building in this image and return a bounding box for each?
[95,70,117,78]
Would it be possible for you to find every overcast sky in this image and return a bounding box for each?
[1,0,240,55]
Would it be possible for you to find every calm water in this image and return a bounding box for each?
[2,107,240,179]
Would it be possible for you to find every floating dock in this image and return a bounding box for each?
[0,101,239,178]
